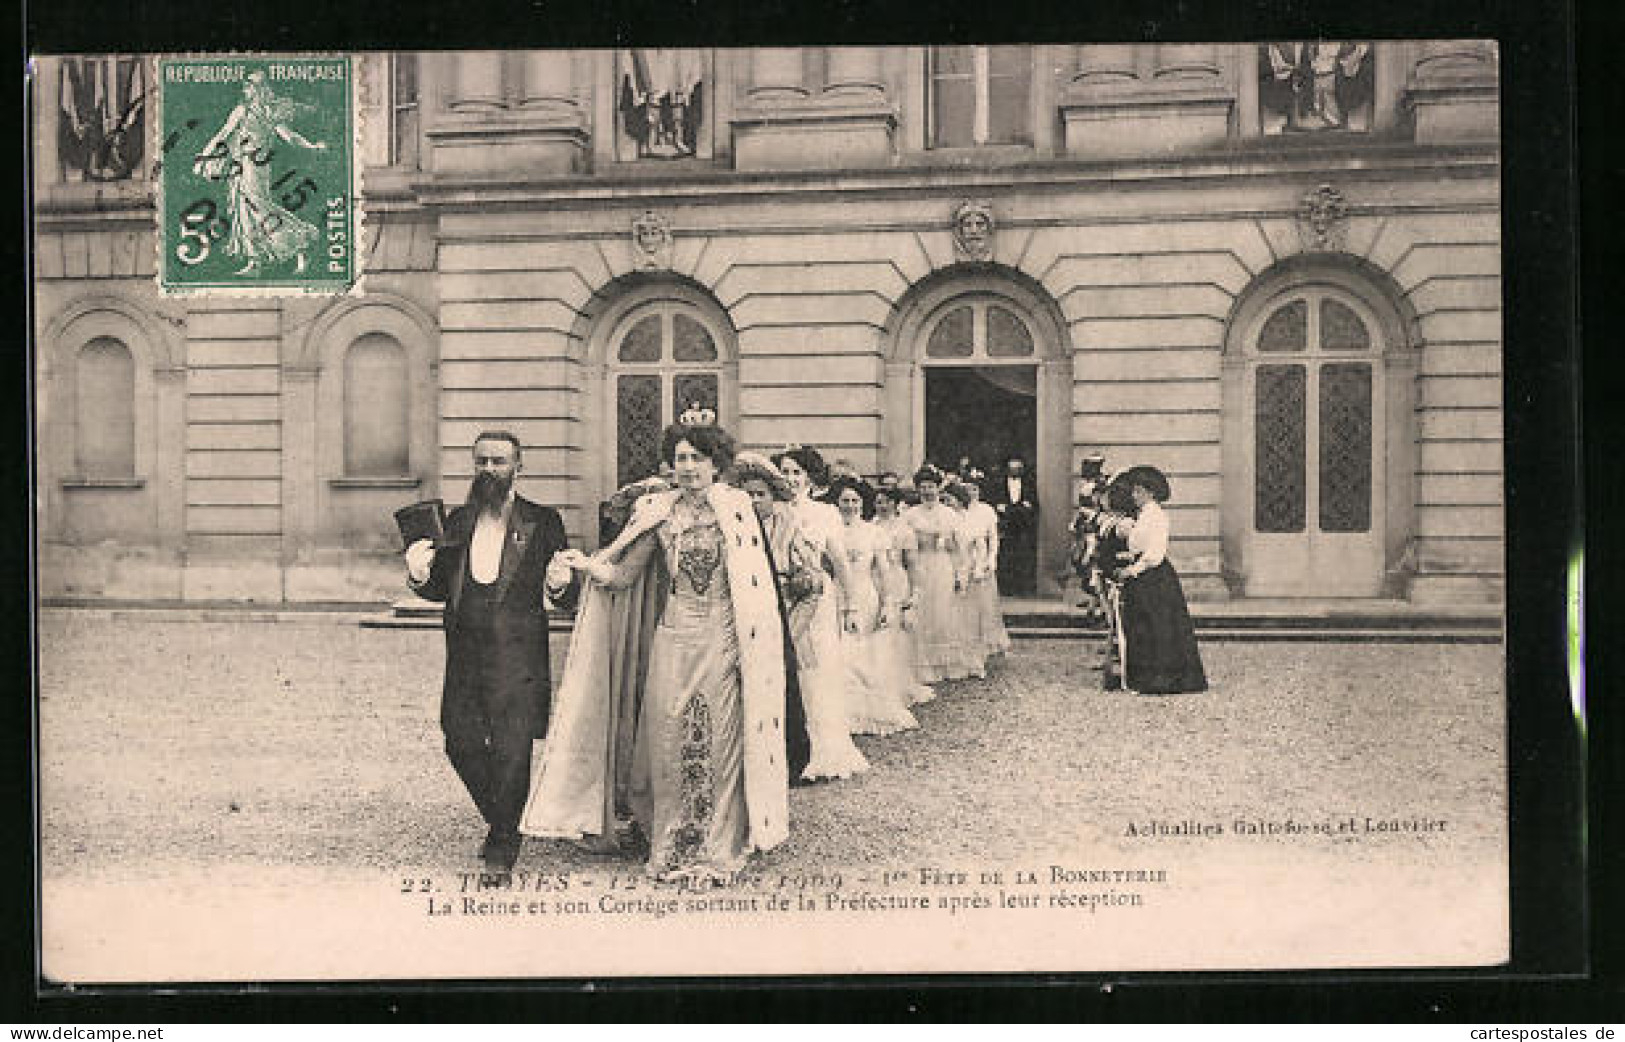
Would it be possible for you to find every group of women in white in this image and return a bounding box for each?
[520,421,1014,885]
[743,449,1012,783]
[519,416,1209,886]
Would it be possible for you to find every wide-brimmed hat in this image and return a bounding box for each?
[941,479,975,507]
[1119,464,1172,503]
[730,451,795,501]
[603,474,674,528]
[771,444,829,487]
[913,462,947,487]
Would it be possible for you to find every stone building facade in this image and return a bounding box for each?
[32,43,1503,603]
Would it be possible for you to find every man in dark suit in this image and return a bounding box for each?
[405,431,579,872]
[990,456,1040,597]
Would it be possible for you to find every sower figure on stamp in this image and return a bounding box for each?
[194,70,327,276]
[990,456,1040,597]
[405,432,580,873]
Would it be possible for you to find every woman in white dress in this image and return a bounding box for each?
[942,480,986,680]
[961,474,1012,662]
[903,466,969,683]
[832,478,919,736]
[767,448,871,781]
[872,486,935,707]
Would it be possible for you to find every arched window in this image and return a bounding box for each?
[75,336,135,478]
[882,272,1072,594]
[607,298,729,487]
[343,333,410,477]
[1237,282,1390,596]
[1250,289,1376,535]
[916,293,1040,481]
[924,299,1036,360]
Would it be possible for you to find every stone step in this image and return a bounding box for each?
[383,596,1503,634]
[1006,627,1502,645]
[361,613,1500,643]
[370,595,1502,643]
[1009,610,1500,631]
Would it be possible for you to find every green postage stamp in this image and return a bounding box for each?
[157,56,357,294]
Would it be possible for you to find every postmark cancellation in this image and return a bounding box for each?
[156,56,359,295]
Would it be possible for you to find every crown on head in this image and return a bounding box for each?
[679,402,717,427]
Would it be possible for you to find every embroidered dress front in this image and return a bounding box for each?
[626,505,750,881]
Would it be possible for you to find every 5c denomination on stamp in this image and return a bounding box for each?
[157,56,356,294]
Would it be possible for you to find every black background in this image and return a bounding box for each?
[13,0,1613,1022]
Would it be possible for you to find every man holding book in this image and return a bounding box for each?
[403,431,580,872]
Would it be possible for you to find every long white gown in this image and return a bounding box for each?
[903,501,968,683]
[964,500,1012,660]
[766,498,870,780]
[838,518,919,735]
[875,514,936,706]
[949,506,987,679]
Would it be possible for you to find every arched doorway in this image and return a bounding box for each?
[1222,263,1418,597]
[884,270,1072,597]
[582,279,738,546]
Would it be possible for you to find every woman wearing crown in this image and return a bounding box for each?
[521,408,796,884]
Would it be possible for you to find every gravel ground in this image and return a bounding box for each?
[37,610,1506,883]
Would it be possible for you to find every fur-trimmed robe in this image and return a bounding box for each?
[521,483,793,853]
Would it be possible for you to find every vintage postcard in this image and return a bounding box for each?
[31,43,1513,983]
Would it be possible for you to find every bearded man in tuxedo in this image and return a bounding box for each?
[405,432,580,872]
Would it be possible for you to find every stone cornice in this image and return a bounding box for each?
[1059,78,1236,111]
[33,182,155,227]
[729,97,899,131]
[407,141,1500,212]
[424,113,590,143]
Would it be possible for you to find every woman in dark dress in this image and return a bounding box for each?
[1114,465,1208,696]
